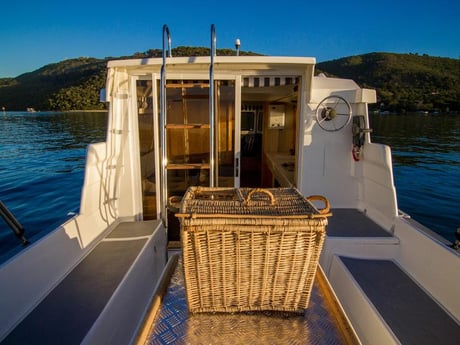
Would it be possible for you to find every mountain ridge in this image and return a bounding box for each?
[1,49,458,112]
[316,52,459,112]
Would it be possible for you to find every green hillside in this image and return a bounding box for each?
[0,50,458,112]
[0,47,259,111]
[0,57,107,111]
[317,53,460,113]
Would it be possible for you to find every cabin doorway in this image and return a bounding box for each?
[156,78,236,241]
[136,78,159,221]
[240,104,263,187]
[161,80,236,195]
[240,76,300,189]
[137,74,300,239]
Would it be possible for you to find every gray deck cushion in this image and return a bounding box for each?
[327,209,392,237]
[2,222,153,345]
[340,256,460,345]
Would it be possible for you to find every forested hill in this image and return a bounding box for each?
[0,57,107,111]
[0,47,259,111]
[317,53,459,113]
[0,49,458,112]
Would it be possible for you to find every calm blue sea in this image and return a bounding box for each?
[369,113,459,243]
[0,111,107,261]
[0,111,459,262]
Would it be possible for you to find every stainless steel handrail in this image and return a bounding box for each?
[209,24,216,187]
[0,200,28,245]
[160,24,171,226]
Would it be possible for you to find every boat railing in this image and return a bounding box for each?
[0,200,29,245]
[160,24,171,226]
[451,228,460,252]
[209,24,216,187]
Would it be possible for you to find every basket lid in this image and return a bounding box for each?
[177,187,331,219]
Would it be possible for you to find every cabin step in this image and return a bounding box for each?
[327,209,393,238]
[320,208,400,273]
[329,256,460,345]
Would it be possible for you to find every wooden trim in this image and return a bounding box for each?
[165,83,210,89]
[175,212,331,219]
[166,124,210,129]
[166,163,210,170]
[316,267,362,345]
[134,254,179,345]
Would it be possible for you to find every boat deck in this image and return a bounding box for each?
[137,253,358,345]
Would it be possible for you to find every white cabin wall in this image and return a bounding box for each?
[299,118,398,219]
[299,76,362,206]
[299,104,359,208]
[300,114,358,208]
[77,70,125,230]
[80,142,117,233]
[116,76,143,219]
[99,68,143,220]
[300,76,398,220]
[78,101,142,235]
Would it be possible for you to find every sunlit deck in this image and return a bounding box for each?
[137,254,358,345]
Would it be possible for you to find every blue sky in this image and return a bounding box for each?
[1,0,458,77]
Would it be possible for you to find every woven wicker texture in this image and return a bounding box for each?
[178,187,330,313]
[177,187,329,218]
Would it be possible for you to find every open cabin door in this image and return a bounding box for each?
[157,77,237,241]
[136,73,301,231]
[136,77,161,221]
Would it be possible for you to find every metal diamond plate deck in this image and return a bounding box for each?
[144,258,348,345]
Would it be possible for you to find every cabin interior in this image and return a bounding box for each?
[136,76,300,240]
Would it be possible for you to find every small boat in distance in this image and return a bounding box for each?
[0,25,458,344]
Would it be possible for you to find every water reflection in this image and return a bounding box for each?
[0,111,107,261]
[370,114,459,154]
[370,113,460,242]
[0,111,458,261]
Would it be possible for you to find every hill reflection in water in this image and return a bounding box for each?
[370,113,459,242]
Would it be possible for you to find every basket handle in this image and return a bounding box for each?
[244,188,275,206]
[306,195,330,214]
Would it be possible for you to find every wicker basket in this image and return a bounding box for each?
[176,187,331,313]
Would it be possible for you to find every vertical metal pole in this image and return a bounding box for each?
[160,24,171,226]
[235,38,240,56]
[209,24,216,187]
[0,200,29,245]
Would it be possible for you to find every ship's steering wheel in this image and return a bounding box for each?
[315,96,352,131]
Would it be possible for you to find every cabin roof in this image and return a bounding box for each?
[107,55,316,71]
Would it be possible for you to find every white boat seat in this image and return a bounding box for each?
[327,209,392,237]
[340,256,460,345]
[1,221,164,345]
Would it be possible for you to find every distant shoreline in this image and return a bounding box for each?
[1,109,107,113]
[64,110,107,113]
